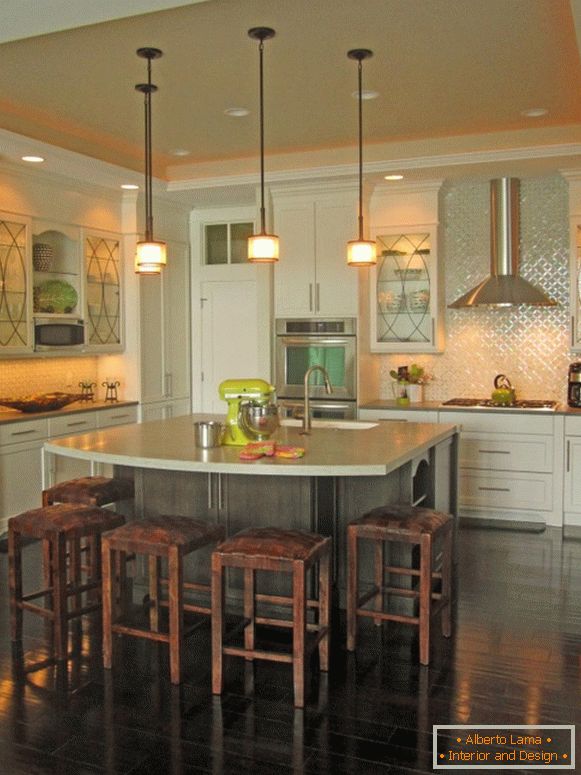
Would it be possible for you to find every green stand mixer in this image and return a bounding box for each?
[218,378,279,446]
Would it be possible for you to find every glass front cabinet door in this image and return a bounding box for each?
[0,213,32,355]
[370,227,443,353]
[84,231,123,352]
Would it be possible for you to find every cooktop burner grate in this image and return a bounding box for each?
[442,398,558,410]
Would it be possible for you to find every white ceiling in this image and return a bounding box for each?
[0,0,581,198]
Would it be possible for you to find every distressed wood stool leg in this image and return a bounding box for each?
[8,525,23,643]
[441,525,453,638]
[244,568,255,659]
[168,545,184,685]
[346,525,357,652]
[292,560,306,708]
[149,555,161,632]
[419,532,432,665]
[52,533,68,660]
[102,538,114,670]
[318,550,330,672]
[373,538,384,626]
[211,553,224,695]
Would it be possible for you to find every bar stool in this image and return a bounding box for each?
[8,503,126,660]
[101,516,225,684]
[346,504,453,665]
[211,527,332,708]
[42,475,135,582]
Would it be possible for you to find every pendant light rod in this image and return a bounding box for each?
[136,47,162,243]
[248,27,275,236]
[348,48,372,242]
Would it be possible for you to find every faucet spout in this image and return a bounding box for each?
[301,365,333,434]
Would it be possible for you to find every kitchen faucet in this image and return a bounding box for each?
[300,365,333,434]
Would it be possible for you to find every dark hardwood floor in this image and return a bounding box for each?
[0,526,580,774]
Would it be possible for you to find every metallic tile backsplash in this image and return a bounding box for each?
[0,357,99,410]
[378,174,573,402]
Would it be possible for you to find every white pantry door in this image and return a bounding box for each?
[200,280,260,413]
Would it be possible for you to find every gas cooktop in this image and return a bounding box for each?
[441,398,558,411]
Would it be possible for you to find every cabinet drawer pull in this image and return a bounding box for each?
[315,283,320,312]
[108,413,131,420]
[10,429,38,437]
[477,449,510,454]
[66,421,89,427]
[567,439,570,473]
[478,486,510,492]
[309,283,313,312]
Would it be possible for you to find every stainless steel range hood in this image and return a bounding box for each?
[448,178,557,308]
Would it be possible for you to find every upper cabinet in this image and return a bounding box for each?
[0,213,32,355]
[369,181,444,353]
[84,230,123,352]
[272,185,359,318]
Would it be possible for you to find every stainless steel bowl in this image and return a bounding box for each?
[193,420,224,448]
[238,401,279,440]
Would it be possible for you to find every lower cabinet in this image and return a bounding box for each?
[564,416,581,525]
[360,405,564,527]
[0,404,138,532]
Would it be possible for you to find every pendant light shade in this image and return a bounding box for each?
[135,47,167,275]
[247,26,279,264]
[347,48,376,267]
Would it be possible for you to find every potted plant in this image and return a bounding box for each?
[389,363,431,403]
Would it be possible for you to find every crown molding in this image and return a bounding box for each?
[168,143,581,193]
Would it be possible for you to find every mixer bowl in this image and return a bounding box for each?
[238,401,279,440]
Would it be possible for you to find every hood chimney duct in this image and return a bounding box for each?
[448,177,557,308]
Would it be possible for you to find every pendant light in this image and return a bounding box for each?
[346,48,377,267]
[247,27,279,263]
[135,47,167,275]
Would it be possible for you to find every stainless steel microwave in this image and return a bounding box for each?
[34,318,85,351]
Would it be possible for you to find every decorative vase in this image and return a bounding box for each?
[33,243,54,272]
[407,383,424,403]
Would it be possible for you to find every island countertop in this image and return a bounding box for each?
[43,413,457,477]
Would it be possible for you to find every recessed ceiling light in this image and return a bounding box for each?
[224,107,250,117]
[121,184,139,190]
[521,107,548,117]
[352,90,379,100]
[21,155,44,163]
[170,149,191,157]
[384,174,404,181]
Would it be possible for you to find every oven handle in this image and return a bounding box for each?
[279,337,353,346]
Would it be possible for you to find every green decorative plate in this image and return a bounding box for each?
[34,280,78,314]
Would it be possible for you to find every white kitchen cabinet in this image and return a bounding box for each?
[370,227,443,352]
[359,407,436,423]
[84,230,123,352]
[140,398,190,423]
[440,409,559,525]
[563,416,581,523]
[0,213,32,356]
[272,186,359,318]
[0,438,44,528]
[140,240,191,416]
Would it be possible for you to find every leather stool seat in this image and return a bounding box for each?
[347,504,453,664]
[9,503,125,660]
[102,516,225,684]
[43,476,134,507]
[212,527,332,708]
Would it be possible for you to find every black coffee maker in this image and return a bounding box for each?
[568,363,581,407]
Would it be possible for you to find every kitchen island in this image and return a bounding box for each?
[43,414,458,598]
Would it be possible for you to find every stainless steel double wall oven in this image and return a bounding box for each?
[275,318,357,419]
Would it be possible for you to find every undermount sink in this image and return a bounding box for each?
[279,418,378,430]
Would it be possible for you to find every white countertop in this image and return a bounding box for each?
[43,413,457,477]
[0,400,138,425]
